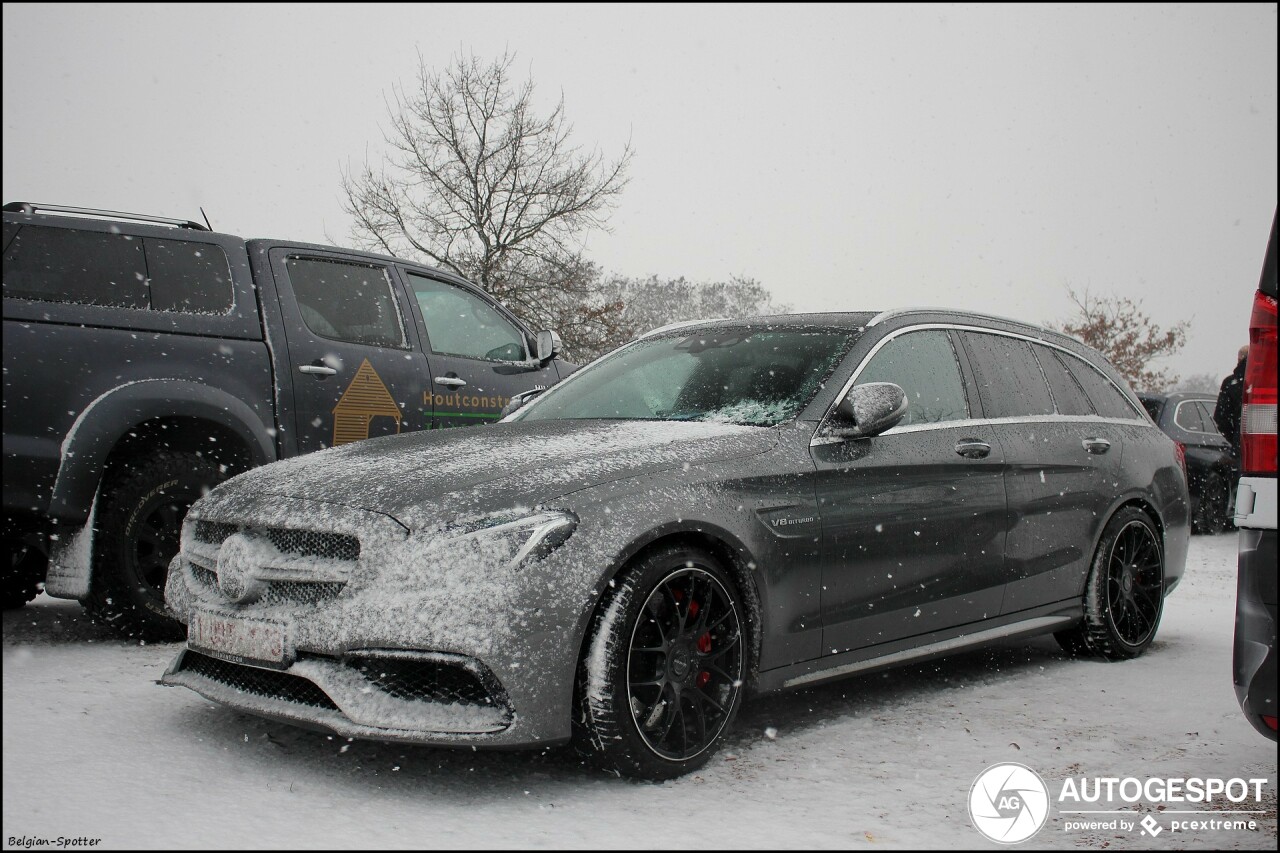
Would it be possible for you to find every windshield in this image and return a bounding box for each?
[517,327,857,426]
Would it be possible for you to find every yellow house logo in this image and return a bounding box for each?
[332,359,402,446]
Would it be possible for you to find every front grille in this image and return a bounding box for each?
[195,520,240,545]
[348,655,506,710]
[264,528,360,561]
[262,581,346,607]
[188,563,343,606]
[191,563,218,590]
[180,650,337,710]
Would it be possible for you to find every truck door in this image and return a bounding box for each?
[269,248,432,453]
[399,269,559,428]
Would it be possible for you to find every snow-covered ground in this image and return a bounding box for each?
[3,534,1275,849]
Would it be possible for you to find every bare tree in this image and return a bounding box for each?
[1171,372,1222,394]
[341,51,633,357]
[1051,287,1189,392]
[588,274,790,357]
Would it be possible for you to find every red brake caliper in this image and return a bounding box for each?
[692,597,712,687]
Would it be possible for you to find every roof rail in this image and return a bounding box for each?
[866,306,1044,331]
[638,317,731,339]
[2,202,210,231]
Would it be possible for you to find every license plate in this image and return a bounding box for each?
[189,611,289,668]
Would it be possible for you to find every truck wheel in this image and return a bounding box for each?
[4,530,47,610]
[85,451,225,640]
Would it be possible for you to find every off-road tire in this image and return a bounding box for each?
[1192,472,1230,535]
[574,545,748,780]
[1055,507,1165,660]
[84,451,224,641]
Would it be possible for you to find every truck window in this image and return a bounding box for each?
[406,273,527,362]
[144,238,234,314]
[2,224,149,309]
[286,257,407,348]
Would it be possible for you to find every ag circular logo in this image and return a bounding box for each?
[969,763,1050,844]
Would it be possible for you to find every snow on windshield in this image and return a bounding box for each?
[520,327,855,426]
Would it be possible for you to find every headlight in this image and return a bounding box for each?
[442,511,577,570]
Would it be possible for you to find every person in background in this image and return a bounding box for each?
[1214,344,1250,459]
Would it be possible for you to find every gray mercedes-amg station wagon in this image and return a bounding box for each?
[161,309,1190,779]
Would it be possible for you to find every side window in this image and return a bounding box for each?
[2,224,148,309]
[1061,355,1141,420]
[961,332,1055,418]
[1174,401,1208,432]
[286,257,406,348]
[855,329,969,425]
[1195,401,1224,436]
[144,238,234,314]
[1033,345,1094,416]
[406,273,527,362]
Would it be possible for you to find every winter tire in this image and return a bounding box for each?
[576,545,747,780]
[84,451,225,641]
[1055,507,1165,660]
[1192,472,1230,535]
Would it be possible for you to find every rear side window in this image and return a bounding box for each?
[855,329,969,425]
[2,224,148,308]
[144,238,233,314]
[961,332,1055,418]
[1194,401,1223,436]
[286,257,407,348]
[1061,354,1141,419]
[1174,400,1208,432]
[1033,346,1094,416]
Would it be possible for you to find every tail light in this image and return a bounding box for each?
[1241,289,1278,476]
[1173,440,1188,480]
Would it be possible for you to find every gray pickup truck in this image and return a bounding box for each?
[2,202,572,639]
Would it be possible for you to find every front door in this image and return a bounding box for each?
[270,249,431,453]
[400,270,559,428]
[815,328,1008,654]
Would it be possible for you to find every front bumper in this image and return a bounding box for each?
[161,646,523,746]
[1233,526,1278,741]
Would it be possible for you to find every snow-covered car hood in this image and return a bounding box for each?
[205,419,779,531]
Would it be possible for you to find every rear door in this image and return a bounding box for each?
[269,248,431,453]
[399,269,559,429]
[957,331,1125,614]
[815,327,1008,653]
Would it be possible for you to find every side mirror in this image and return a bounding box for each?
[830,382,908,439]
[535,329,562,363]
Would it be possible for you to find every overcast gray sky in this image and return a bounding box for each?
[4,3,1276,383]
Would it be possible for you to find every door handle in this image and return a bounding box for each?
[435,376,467,388]
[298,363,337,377]
[1082,437,1112,455]
[955,439,991,459]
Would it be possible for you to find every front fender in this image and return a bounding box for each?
[50,380,277,523]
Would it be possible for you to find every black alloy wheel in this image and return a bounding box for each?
[1055,506,1165,660]
[626,567,744,761]
[576,545,749,780]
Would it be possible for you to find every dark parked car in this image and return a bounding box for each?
[2,202,571,639]
[1234,210,1278,741]
[161,309,1189,779]
[1138,392,1237,533]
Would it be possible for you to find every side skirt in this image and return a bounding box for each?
[756,600,1082,693]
